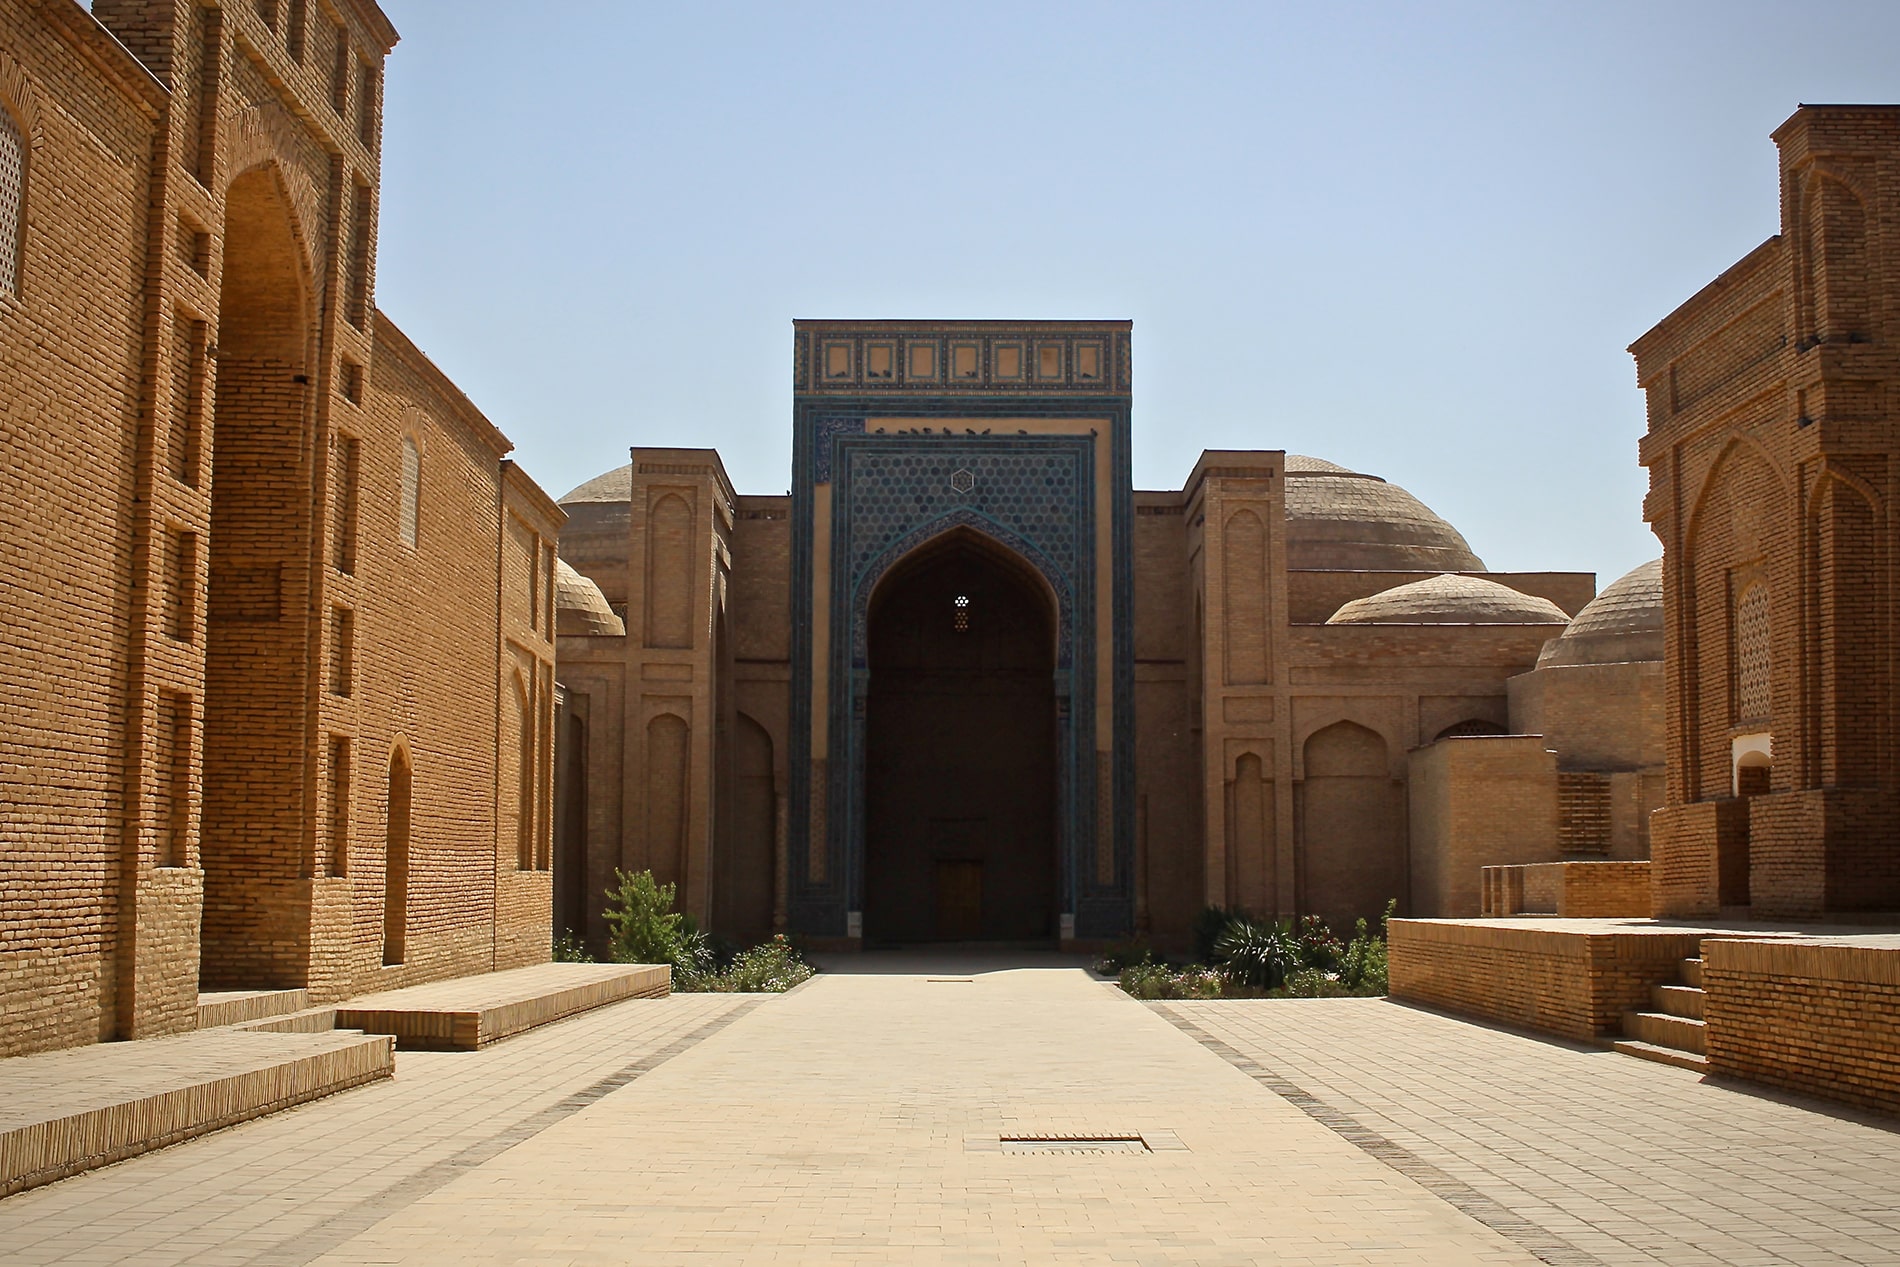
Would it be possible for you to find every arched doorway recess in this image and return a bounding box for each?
[863,532,1057,944]
[199,166,314,988]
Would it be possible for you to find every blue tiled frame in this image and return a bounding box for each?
[788,393,1135,942]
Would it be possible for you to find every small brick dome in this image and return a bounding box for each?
[555,559,625,637]
[1327,573,1570,626]
[1285,456,1485,571]
[1537,558,1663,667]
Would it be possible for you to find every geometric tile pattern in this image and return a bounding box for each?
[788,322,1137,943]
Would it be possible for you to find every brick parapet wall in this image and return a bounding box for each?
[1389,919,1704,1041]
[1482,862,1653,918]
[1704,937,1900,1116]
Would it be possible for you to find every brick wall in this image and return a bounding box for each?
[1407,737,1559,917]
[1704,937,1900,1116]
[0,5,156,1056]
[0,0,570,1054]
[1634,105,1900,920]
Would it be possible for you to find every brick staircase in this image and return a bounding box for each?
[1613,956,1709,1073]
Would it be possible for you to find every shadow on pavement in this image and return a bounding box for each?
[806,947,1094,976]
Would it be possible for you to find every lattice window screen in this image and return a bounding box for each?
[399,436,420,547]
[0,104,24,295]
[1734,583,1770,721]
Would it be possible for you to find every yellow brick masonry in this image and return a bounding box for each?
[1389,918,1705,1041]
[0,0,564,1058]
[1704,936,1900,1114]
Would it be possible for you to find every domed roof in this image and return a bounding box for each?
[555,559,625,636]
[561,463,633,504]
[1283,454,1355,475]
[1284,456,1485,571]
[1327,573,1570,626]
[1537,558,1663,667]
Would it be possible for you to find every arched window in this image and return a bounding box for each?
[1733,582,1770,722]
[383,747,411,965]
[513,672,533,870]
[399,435,420,547]
[0,100,25,296]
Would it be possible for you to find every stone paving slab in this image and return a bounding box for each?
[0,992,752,1265]
[0,1028,392,1198]
[1163,996,1900,1266]
[300,958,1536,1266]
[333,961,670,1049]
[9,962,1895,1265]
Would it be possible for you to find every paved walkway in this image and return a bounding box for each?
[1165,996,1900,1267]
[1,959,1896,1265]
[0,993,755,1266]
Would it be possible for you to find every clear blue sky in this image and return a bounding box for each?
[372,1,1900,586]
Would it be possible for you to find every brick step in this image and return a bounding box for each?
[1621,1009,1707,1055]
[1652,983,1706,1020]
[1680,957,1704,988]
[236,1006,341,1034]
[1612,1038,1711,1074]
[196,989,311,1030]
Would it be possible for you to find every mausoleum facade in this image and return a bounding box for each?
[555,322,1653,952]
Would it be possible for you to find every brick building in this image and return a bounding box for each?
[0,0,559,1058]
[1635,105,1900,921]
[553,322,1657,952]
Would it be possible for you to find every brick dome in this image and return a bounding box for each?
[1536,558,1663,667]
[1285,457,1485,571]
[555,559,625,636]
[560,464,633,503]
[1326,573,1569,625]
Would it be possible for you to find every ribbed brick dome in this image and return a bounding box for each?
[1327,573,1569,625]
[1537,558,1663,667]
[1285,457,1485,571]
[555,559,625,637]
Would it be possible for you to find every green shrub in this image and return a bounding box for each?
[679,934,814,994]
[1192,905,1247,965]
[1093,938,1155,976]
[1118,962,1223,999]
[551,930,594,963]
[1338,899,1395,994]
[1278,966,1358,998]
[602,869,710,975]
[1213,916,1300,990]
[1290,914,1345,971]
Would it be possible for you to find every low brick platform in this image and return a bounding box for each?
[332,962,670,1050]
[0,1028,392,1198]
[1392,917,1900,1116]
[1390,918,1710,1041]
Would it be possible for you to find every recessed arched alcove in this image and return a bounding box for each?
[863,530,1057,944]
[199,164,314,989]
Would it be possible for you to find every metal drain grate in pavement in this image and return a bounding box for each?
[966,1130,1187,1154]
[1001,1136,1149,1154]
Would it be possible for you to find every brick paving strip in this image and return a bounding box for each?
[1160,1008,1605,1267]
